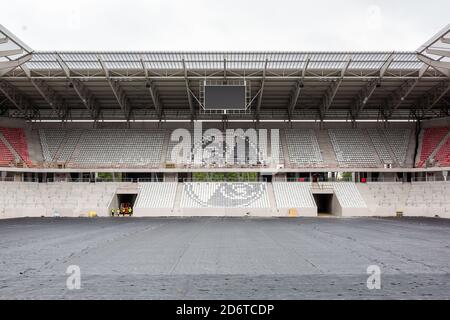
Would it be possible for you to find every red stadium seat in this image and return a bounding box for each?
[417,127,449,167]
[0,128,30,165]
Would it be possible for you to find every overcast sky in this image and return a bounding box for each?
[1,0,449,51]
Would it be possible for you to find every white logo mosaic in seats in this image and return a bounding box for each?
[185,182,266,208]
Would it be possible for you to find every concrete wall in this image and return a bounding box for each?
[273,207,317,217]
[357,182,450,218]
[1,181,450,219]
[0,182,119,219]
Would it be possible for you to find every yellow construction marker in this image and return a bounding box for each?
[288,208,298,217]
[88,211,97,218]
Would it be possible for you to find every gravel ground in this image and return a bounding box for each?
[0,217,449,299]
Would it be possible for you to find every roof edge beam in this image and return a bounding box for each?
[0,54,32,77]
[426,48,450,58]
[0,48,23,58]
[441,37,450,45]
[417,53,450,77]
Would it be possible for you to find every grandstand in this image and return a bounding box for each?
[0,23,450,219]
[39,128,165,167]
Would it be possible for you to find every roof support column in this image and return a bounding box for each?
[182,59,195,120]
[255,58,268,120]
[287,56,309,119]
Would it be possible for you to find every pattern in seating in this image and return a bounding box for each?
[384,129,411,165]
[134,183,178,208]
[39,129,66,162]
[333,182,367,208]
[367,129,411,166]
[367,129,393,165]
[418,127,449,167]
[285,129,322,166]
[0,128,30,163]
[58,130,82,162]
[273,182,316,208]
[181,182,270,208]
[329,129,377,167]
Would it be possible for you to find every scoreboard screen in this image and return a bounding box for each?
[204,85,246,110]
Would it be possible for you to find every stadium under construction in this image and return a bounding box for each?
[0,23,450,219]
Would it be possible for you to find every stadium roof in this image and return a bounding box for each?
[1,26,449,122]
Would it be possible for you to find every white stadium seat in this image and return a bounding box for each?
[180,182,270,208]
[329,129,377,167]
[273,182,316,208]
[40,129,164,167]
[285,129,323,166]
[134,183,178,208]
[333,182,367,208]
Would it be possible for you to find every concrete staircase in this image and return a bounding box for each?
[67,135,84,165]
[379,130,399,166]
[55,130,82,163]
[316,130,338,167]
[160,130,170,166]
[25,129,44,163]
[404,129,417,167]
[51,131,68,162]
[172,183,184,213]
[266,183,277,213]
[363,129,383,167]
[66,131,83,163]
[279,129,290,166]
[414,129,424,166]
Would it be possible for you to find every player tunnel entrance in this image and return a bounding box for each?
[313,194,333,215]
[113,193,137,216]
